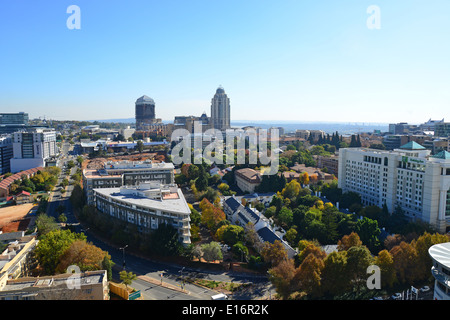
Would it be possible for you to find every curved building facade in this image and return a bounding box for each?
[135,95,156,130]
[429,242,450,300]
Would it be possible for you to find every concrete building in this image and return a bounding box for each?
[428,242,450,300]
[315,154,339,177]
[211,86,230,131]
[338,142,450,233]
[0,233,38,281]
[0,270,109,300]
[10,128,58,173]
[435,122,450,138]
[173,113,212,133]
[94,182,191,246]
[235,168,261,194]
[83,160,174,205]
[295,129,325,142]
[0,135,13,175]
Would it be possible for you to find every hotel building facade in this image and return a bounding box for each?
[338,142,450,233]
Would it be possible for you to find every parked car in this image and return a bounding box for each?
[391,293,402,300]
[420,286,430,293]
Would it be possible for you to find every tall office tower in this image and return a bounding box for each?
[135,95,156,131]
[210,86,230,131]
[10,128,58,173]
[0,135,13,175]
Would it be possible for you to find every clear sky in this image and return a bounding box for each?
[0,0,449,124]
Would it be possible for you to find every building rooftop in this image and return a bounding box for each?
[136,95,155,105]
[235,168,261,183]
[94,185,190,215]
[431,150,450,160]
[399,141,426,150]
[429,242,450,268]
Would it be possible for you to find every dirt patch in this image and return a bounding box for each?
[0,203,34,229]
[1,218,31,233]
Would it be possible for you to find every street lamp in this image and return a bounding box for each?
[120,245,128,270]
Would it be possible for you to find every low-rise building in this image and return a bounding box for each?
[235,168,261,194]
[223,196,296,258]
[0,233,38,281]
[0,270,109,300]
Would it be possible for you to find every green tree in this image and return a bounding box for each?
[119,270,137,290]
[35,229,86,275]
[35,213,60,236]
[135,140,144,153]
[201,242,223,262]
[222,225,245,245]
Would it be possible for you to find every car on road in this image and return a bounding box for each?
[420,286,430,293]
[391,293,402,300]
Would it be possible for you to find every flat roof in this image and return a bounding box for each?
[429,242,450,268]
[94,187,191,215]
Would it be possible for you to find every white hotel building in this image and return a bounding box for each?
[93,182,191,246]
[338,142,450,233]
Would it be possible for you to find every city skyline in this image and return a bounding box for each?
[1,1,449,123]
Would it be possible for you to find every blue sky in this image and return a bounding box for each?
[0,1,449,123]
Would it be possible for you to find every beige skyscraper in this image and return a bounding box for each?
[210,86,230,131]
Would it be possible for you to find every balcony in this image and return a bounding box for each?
[431,266,450,289]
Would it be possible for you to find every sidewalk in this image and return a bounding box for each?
[137,275,189,295]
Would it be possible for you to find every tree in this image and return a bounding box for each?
[321,251,349,296]
[149,223,183,256]
[56,240,111,274]
[135,140,144,153]
[355,217,381,253]
[337,232,363,251]
[35,229,86,275]
[199,198,225,231]
[374,249,396,289]
[232,242,248,261]
[345,245,374,289]
[221,225,245,245]
[390,241,419,284]
[281,180,301,200]
[294,253,325,298]
[120,270,137,290]
[35,213,59,236]
[268,258,296,299]
[201,242,223,262]
[261,240,288,267]
[58,213,68,226]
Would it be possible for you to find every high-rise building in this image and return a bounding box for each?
[210,86,230,131]
[338,142,450,233]
[135,95,161,131]
[0,135,13,175]
[10,128,58,173]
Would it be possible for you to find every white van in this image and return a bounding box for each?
[211,293,228,300]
